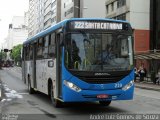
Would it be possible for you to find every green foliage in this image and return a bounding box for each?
[0,51,7,60]
[10,44,22,63]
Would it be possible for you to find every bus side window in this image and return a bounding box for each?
[22,46,25,61]
[25,45,29,61]
[37,38,43,59]
[23,46,26,61]
[43,35,49,59]
[48,33,56,58]
[29,44,33,60]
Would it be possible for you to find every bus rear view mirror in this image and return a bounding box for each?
[48,60,54,67]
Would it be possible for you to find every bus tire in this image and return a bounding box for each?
[50,84,62,108]
[28,77,35,94]
[99,101,111,106]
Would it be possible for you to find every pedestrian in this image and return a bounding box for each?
[138,66,146,82]
[156,69,160,85]
[134,67,139,81]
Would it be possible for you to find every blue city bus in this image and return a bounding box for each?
[22,18,134,107]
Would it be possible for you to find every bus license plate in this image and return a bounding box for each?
[97,94,109,99]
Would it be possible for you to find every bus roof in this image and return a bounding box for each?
[23,18,130,45]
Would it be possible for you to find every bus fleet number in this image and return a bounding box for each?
[114,83,122,88]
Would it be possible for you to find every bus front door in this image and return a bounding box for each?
[33,43,37,88]
[56,33,62,98]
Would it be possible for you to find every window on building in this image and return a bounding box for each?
[22,25,26,28]
[44,19,51,27]
[112,17,116,19]
[64,7,73,17]
[117,0,126,8]
[51,0,56,8]
[115,13,126,20]
[53,9,56,15]
[64,12,67,17]
[44,0,49,6]
[111,2,114,11]
[65,0,72,8]
[51,17,56,23]
[106,5,109,14]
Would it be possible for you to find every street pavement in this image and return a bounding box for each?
[1,66,159,93]
[135,82,160,91]
[0,67,160,120]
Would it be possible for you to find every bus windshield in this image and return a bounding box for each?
[65,32,133,72]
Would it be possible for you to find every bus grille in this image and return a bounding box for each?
[70,70,131,84]
[78,75,126,84]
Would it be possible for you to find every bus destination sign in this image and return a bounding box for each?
[71,21,124,30]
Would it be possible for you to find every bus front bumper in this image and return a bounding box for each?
[62,85,134,102]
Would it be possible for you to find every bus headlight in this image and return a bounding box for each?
[122,80,134,91]
[64,80,81,92]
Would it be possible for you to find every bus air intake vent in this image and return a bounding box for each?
[72,71,131,84]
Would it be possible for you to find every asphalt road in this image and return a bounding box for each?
[0,67,160,120]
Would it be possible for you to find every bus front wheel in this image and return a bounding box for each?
[50,84,62,108]
[99,101,111,106]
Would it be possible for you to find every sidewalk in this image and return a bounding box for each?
[135,81,160,91]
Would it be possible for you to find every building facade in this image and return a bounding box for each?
[61,0,106,20]
[28,0,61,37]
[28,0,37,37]
[105,0,150,54]
[51,0,58,25]
[28,0,106,37]
[105,0,151,75]
[28,0,46,37]
[105,0,160,77]
[44,0,52,29]
[6,16,28,50]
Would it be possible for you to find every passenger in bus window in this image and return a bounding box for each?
[99,44,115,64]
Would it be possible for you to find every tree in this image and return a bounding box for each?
[0,50,7,60]
[10,44,22,66]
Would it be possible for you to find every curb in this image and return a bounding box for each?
[135,85,160,92]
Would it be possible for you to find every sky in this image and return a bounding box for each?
[0,0,29,48]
